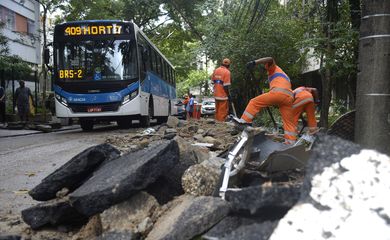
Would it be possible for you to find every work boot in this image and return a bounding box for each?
[231,117,252,131]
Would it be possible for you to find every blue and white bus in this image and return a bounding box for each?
[53,20,176,130]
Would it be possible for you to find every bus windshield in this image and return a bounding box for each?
[56,38,138,82]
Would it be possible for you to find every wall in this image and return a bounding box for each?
[0,0,41,65]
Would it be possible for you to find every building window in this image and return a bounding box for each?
[15,13,28,34]
[0,6,16,30]
[27,19,35,35]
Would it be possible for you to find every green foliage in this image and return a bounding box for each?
[252,106,282,129]
[0,23,33,79]
[201,0,306,113]
[328,98,349,125]
[297,0,359,79]
[0,22,8,56]
[151,23,199,83]
[177,69,209,97]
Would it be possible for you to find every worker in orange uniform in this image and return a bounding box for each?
[182,94,189,118]
[292,86,320,135]
[242,57,296,144]
[211,58,231,122]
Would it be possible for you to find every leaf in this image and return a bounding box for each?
[25,172,36,177]
[13,189,29,195]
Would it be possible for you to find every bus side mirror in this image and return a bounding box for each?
[44,48,50,64]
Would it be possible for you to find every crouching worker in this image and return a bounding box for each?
[241,57,296,144]
[292,86,320,135]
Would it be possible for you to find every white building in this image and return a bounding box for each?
[0,0,41,66]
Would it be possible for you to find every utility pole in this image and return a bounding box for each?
[355,0,390,155]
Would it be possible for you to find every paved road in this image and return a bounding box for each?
[0,124,130,218]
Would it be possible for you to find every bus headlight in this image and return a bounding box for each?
[122,90,138,105]
[122,95,130,104]
[55,93,68,106]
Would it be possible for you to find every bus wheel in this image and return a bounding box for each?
[80,119,94,131]
[117,117,132,129]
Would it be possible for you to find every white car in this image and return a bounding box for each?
[201,100,216,116]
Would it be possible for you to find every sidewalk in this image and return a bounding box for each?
[0,124,80,138]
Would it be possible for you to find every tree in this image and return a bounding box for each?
[0,22,32,80]
[296,0,359,128]
[37,0,66,120]
[177,69,209,97]
[202,0,306,114]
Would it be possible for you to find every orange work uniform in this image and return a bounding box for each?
[241,64,296,143]
[292,87,318,134]
[211,66,231,122]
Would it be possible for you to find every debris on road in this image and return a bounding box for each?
[8,116,388,240]
[29,143,121,201]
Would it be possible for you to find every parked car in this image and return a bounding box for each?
[201,100,216,116]
[172,99,185,119]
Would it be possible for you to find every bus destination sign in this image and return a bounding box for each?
[64,24,123,36]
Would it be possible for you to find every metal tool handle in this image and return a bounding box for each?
[219,130,248,199]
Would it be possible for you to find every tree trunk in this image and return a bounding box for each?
[319,67,331,128]
[348,0,361,110]
[355,0,390,155]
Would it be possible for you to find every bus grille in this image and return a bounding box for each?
[69,103,121,113]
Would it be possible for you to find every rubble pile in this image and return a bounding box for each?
[9,117,390,240]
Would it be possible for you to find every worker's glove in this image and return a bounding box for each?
[228,95,232,102]
[246,60,256,70]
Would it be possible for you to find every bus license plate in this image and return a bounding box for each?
[87,106,102,112]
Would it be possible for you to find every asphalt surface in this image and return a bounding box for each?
[0,124,117,222]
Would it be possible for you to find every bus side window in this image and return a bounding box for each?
[168,67,172,84]
[153,51,158,74]
[165,63,168,82]
[156,55,162,77]
[138,44,146,80]
[148,46,153,72]
[161,62,167,81]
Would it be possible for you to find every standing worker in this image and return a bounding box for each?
[242,57,296,144]
[211,58,231,122]
[182,94,189,119]
[14,80,33,123]
[292,86,320,135]
[186,93,195,120]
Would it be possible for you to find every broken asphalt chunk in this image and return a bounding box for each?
[146,195,230,240]
[69,140,179,216]
[220,221,279,240]
[225,184,302,216]
[29,143,121,201]
[21,198,88,229]
[202,216,258,239]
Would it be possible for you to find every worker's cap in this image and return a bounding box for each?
[222,58,231,65]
